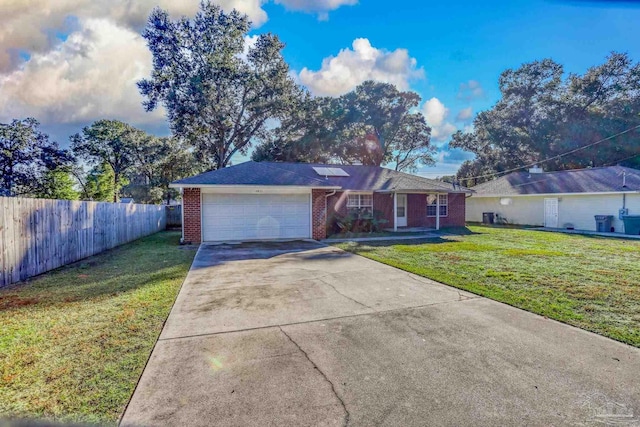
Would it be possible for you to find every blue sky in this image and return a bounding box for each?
[258,0,640,177]
[1,0,639,177]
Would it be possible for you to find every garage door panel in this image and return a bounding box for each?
[202,193,311,241]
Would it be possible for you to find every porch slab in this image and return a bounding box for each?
[383,227,435,233]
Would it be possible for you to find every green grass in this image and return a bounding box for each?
[334,226,640,347]
[0,232,196,425]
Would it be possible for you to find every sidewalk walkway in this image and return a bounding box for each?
[322,233,440,243]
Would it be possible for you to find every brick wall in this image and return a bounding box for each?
[404,193,467,228]
[311,189,327,240]
[407,194,427,227]
[183,188,201,243]
[327,192,348,217]
[326,192,394,231]
[442,193,466,228]
[325,192,345,235]
[373,193,394,229]
[324,192,466,230]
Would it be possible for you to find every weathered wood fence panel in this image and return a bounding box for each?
[165,205,182,228]
[0,197,166,287]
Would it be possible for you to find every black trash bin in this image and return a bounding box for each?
[622,215,640,235]
[483,212,495,225]
[594,215,614,233]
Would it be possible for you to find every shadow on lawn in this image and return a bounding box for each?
[0,232,193,311]
[338,237,453,254]
[439,226,483,236]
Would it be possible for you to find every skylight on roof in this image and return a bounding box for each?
[312,167,350,177]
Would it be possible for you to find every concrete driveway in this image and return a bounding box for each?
[122,241,640,427]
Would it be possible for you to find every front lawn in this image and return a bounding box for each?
[335,226,640,347]
[0,232,196,425]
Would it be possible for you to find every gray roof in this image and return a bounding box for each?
[471,166,640,196]
[172,161,468,193]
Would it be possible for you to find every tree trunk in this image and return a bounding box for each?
[6,164,13,196]
[113,174,119,203]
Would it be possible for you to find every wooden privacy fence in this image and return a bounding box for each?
[165,205,182,228]
[0,197,166,287]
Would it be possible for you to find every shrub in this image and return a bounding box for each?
[329,210,389,234]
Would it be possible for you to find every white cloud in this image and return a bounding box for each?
[0,19,164,126]
[0,0,268,73]
[457,79,485,101]
[298,38,424,96]
[217,0,268,27]
[455,106,473,122]
[238,35,260,61]
[422,97,457,143]
[275,0,357,20]
[0,0,272,134]
[0,0,362,139]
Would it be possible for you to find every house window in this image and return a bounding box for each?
[427,194,448,217]
[347,193,373,215]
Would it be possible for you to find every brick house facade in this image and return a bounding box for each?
[182,188,465,243]
[181,188,467,243]
[173,162,469,243]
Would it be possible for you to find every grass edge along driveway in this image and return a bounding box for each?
[0,231,196,426]
[334,226,640,348]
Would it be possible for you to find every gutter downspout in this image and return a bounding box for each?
[393,192,398,232]
[180,187,185,243]
[436,193,441,231]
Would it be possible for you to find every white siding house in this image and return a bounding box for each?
[466,166,640,234]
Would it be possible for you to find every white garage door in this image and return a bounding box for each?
[202,193,311,241]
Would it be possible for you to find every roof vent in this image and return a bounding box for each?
[528,166,543,174]
[312,167,350,177]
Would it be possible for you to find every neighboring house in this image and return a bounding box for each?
[120,198,135,204]
[170,161,470,243]
[466,166,640,233]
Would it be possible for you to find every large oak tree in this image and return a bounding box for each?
[253,81,435,172]
[451,53,640,186]
[138,2,301,170]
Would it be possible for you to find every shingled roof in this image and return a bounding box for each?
[471,166,640,196]
[171,161,469,193]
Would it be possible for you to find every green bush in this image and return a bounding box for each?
[330,210,389,234]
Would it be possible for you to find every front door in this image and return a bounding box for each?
[544,198,559,228]
[397,194,407,227]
